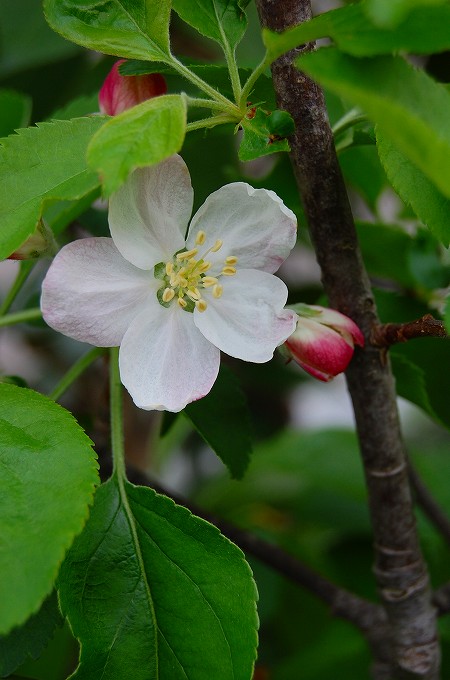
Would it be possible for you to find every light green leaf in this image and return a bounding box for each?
[0,385,98,634]
[0,90,32,137]
[263,2,450,61]
[59,478,258,679]
[88,94,187,195]
[445,297,450,335]
[185,366,253,479]
[376,128,450,247]
[172,0,247,51]
[239,108,292,162]
[364,0,449,27]
[0,117,105,260]
[0,591,63,677]
[297,48,450,200]
[43,0,171,61]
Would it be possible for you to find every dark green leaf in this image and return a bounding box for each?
[239,108,290,162]
[0,385,98,634]
[445,297,450,335]
[390,354,441,425]
[0,117,105,260]
[264,2,450,61]
[0,90,32,137]
[50,94,99,121]
[376,128,450,247]
[297,48,450,200]
[185,365,253,479]
[356,221,416,289]
[340,145,386,210]
[87,94,187,195]
[172,0,247,51]
[59,478,258,679]
[43,0,171,61]
[0,591,62,677]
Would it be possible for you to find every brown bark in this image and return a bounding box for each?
[254,1,440,677]
[372,316,448,348]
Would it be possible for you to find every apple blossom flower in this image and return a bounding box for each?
[283,304,364,381]
[8,220,57,260]
[99,59,167,116]
[41,155,297,412]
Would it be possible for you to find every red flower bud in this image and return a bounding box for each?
[283,304,364,381]
[8,220,57,260]
[98,60,167,116]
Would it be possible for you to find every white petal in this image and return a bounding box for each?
[108,155,192,269]
[186,183,297,274]
[194,269,297,363]
[41,238,156,346]
[119,303,220,412]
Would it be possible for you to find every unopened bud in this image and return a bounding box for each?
[8,220,57,260]
[99,59,167,116]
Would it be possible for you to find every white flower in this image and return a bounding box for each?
[41,155,297,412]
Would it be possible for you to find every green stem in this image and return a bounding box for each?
[240,53,271,108]
[184,96,229,112]
[110,346,126,479]
[49,347,105,401]
[186,114,237,132]
[0,261,34,316]
[169,55,239,114]
[332,108,367,138]
[223,43,242,103]
[0,307,41,327]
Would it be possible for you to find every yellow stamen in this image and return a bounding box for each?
[198,261,211,273]
[212,284,223,299]
[222,266,237,276]
[195,231,206,245]
[177,248,198,260]
[162,287,175,303]
[196,300,208,312]
[187,289,201,301]
[225,256,238,265]
[177,297,187,308]
[165,262,174,275]
[211,239,223,252]
[202,276,219,287]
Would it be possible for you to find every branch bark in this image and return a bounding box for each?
[372,315,448,348]
[254,1,440,677]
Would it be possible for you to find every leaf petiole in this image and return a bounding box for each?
[0,307,41,327]
[49,347,105,401]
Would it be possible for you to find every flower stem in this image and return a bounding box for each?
[0,261,34,316]
[110,346,126,480]
[49,347,105,401]
[223,42,242,104]
[0,307,41,327]
[169,55,240,115]
[240,53,271,108]
[184,96,229,112]
[332,108,367,138]
[186,114,237,132]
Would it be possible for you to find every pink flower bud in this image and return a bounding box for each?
[8,220,57,260]
[283,304,364,381]
[98,60,167,116]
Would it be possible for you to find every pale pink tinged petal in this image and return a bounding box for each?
[108,155,193,269]
[41,238,156,346]
[285,318,354,378]
[307,305,365,346]
[194,269,297,363]
[119,303,220,412]
[186,183,297,274]
[292,359,334,382]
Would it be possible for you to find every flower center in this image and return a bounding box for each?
[155,230,238,313]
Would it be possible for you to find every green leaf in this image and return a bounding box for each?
[239,108,291,162]
[0,591,63,677]
[297,48,450,200]
[364,0,449,27]
[263,2,450,61]
[339,145,386,210]
[185,365,253,479]
[355,221,416,289]
[390,354,441,425]
[376,128,450,247]
[0,385,98,634]
[87,94,187,195]
[50,93,99,121]
[445,297,450,335]
[0,90,32,137]
[43,0,171,61]
[172,0,247,51]
[0,117,105,260]
[43,189,101,237]
[59,478,258,679]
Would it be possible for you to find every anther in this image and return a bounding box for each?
[196,300,208,312]
[177,248,198,260]
[222,266,237,276]
[195,231,206,245]
[187,289,201,301]
[212,284,223,299]
[165,262,174,275]
[211,239,223,252]
[202,276,219,287]
[162,288,175,303]
[225,256,238,265]
[198,261,211,273]
[177,297,187,309]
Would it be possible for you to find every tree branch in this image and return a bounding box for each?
[372,315,448,348]
[254,1,440,677]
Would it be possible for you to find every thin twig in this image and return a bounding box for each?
[372,315,448,348]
